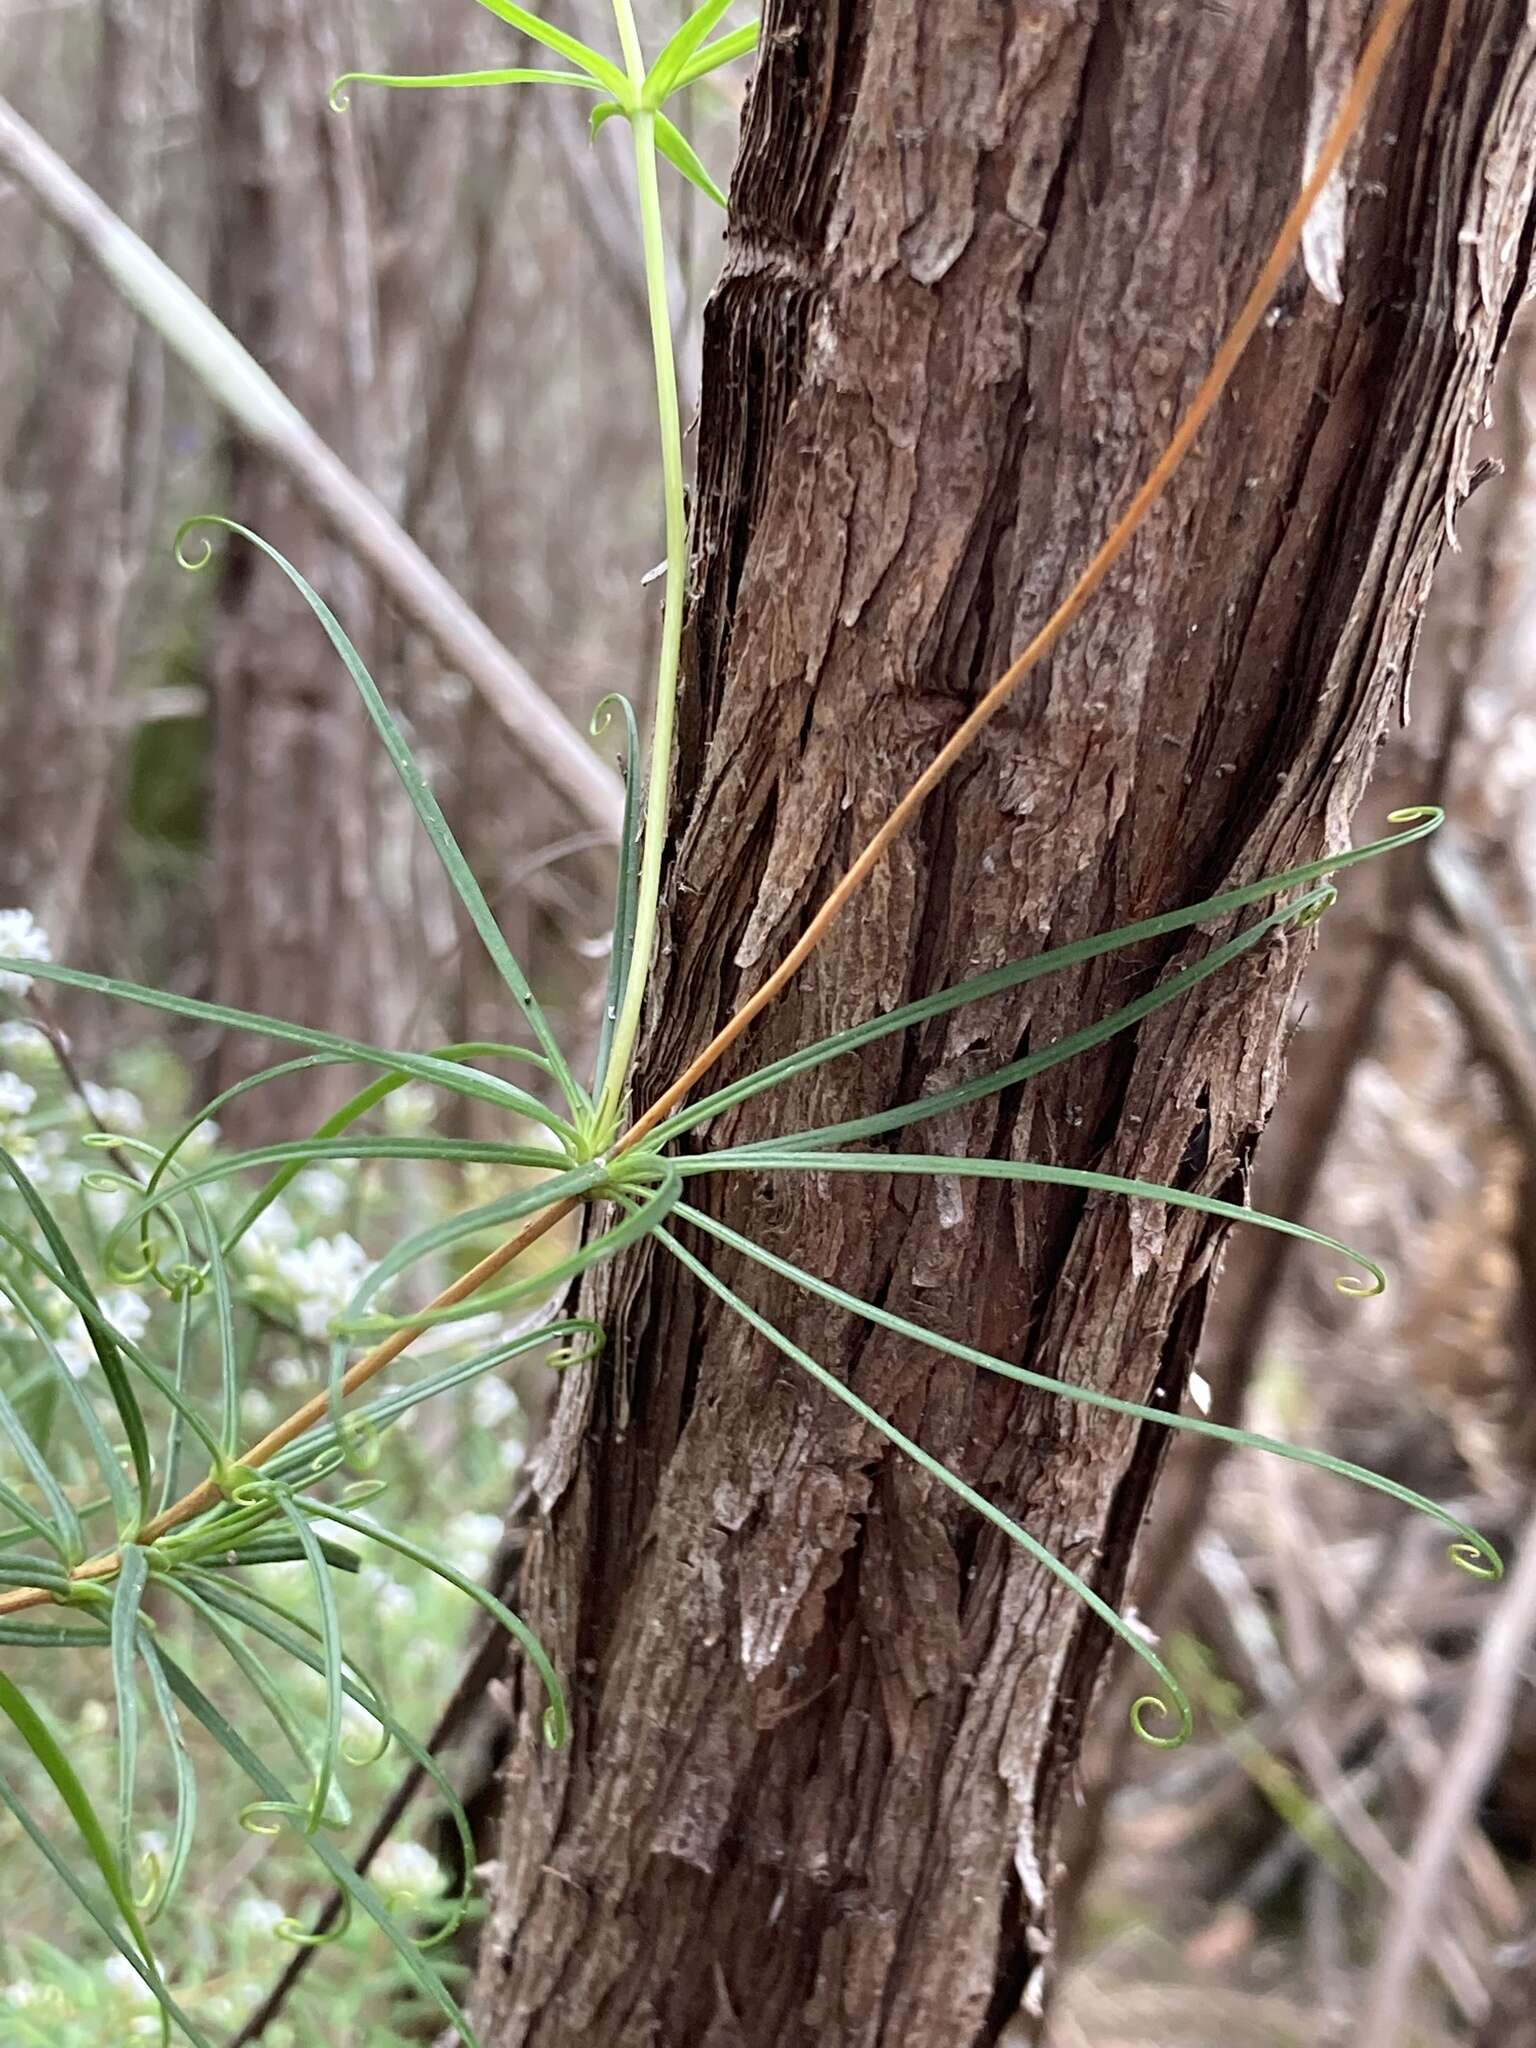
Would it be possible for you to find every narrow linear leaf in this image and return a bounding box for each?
[653,111,727,206]
[645,0,736,100]
[135,1631,198,1920]
[0,957,573,1135]
[292,1496,567,1748]
[733,890,1327,1154]
[339,1163,679,1337]
[650,810,1442,1146]
[680,1203,1502,1580]
[331,66,603,109]
[472,0,632,96]
[158,1655,478,2046]
[0,1767,211,2048]
[675,19,759,87]
[653,1224,1191,1747]
[110,1544,151,1889]
[176,517,585,1111]
[1,1145,153,1522]
[691,1150,1387,1298]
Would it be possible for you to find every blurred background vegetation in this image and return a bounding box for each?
[4,3,1536,2045]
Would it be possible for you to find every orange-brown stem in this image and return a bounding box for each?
[0,1194,578,1617]
[617,0,1413,1154]
[0,0,1413,1622]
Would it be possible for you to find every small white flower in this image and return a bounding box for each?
[499,1436,527,1475]
[472,1376,521,1430]
[0,1019,48,1057]
[59,1290,150,1378]
[4,1981,41,2008]
[448,1510,504,1580]
[0,1072,36,1120]
[294,1167,348,1216]
[361,1564,415,1618]
[240,1201,299,1267]
[0,908,51,997]
[371,1840,446,1901]
[382,1082,436,1133]
[274,1232,371,1338]
[233,1895,286,1938]
[104,1956,154,2002]
[83,1083,145,1134]
[270,1354,308,1390]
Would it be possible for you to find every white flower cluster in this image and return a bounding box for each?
[0,907,50,997]
[272,1230,372,1338]
[84,1082,146,1134]
[0,1070,36,1122]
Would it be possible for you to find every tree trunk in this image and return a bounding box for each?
[201,0,391,1132]
[473,5,1536,2044]
[0,0,162,948]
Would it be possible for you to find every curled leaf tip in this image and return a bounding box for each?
[1130,1691,1192,1749]
[1333,1259,1387,1299]
[1386,804,1445,831]
[328,75,357,111]
[172,516,223,572]
[1451,1534,1503,1581]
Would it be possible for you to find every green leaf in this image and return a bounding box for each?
[472,0,632,98]
[680,1202,1503,1580]
[653,1224,1192,1747]
[331,66,604,110]
[674,19,759,88]
[690,1148,1388,1298]
[110,1544,151,1889]
[0,956,574,1136]
[215,1041,553,1257]
[644,0,736,102]
[338,1162,679,1336]
[178,1574,477,1947]
[264,1312,591,1484]
[653,110,727,206]
[135,1631,198,1920]
[271,1489,345,1834]
[725,890,1327,1153]
[0,1670,158,1960]
[0,1144,153,1523]
[292,1496,568,1749]
[157,1655,477,2046]
[649,808,1444,1146]
[0,1765,210,2047]
[103,1135,569,1287]
[175,516,586,1113]
[0,1269,135,1535]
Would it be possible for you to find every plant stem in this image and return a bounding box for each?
[596,6,690,1136]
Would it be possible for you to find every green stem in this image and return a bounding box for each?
[596,6,690,1137]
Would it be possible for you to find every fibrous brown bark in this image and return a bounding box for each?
[0,0,162,947]
[200,0,390,1130]
[474,6,1536,2045]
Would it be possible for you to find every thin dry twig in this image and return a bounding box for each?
[0,93,623,838]
[1358,1493,1536,2048]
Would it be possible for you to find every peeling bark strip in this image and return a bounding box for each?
[477,7,1536,2046]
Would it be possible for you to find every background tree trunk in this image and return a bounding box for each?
[0,0,162,947]
[471,4,1536,2044]
[200,0,392,1131]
